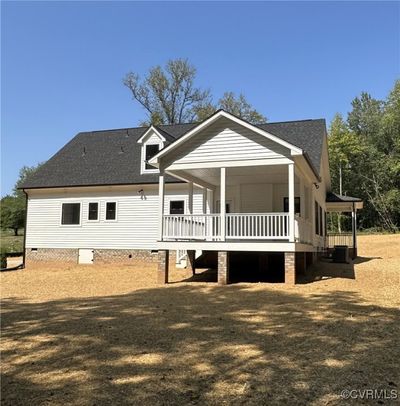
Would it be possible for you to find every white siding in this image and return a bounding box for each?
[170,118,290,165]
[272,183,300,212]
[163,185,203,215]
[146,132,163,144]
[241,184,273,213]
[26,184,203,250]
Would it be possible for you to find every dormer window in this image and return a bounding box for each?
[145,144,160,170]
[138,126,166,174]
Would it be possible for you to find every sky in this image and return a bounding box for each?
[1,1,399,196]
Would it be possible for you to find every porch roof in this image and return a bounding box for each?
[326,192,363,211]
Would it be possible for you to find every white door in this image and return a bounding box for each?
[78,249,94,264]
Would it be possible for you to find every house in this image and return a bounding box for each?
[20,110,362,284]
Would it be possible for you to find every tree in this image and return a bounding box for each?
[123,58,212,125]
[328,80,400,232]
[347,92,383,142]
[218,92,266,124]
[0,163,43,236]
[1,195,25,236]
[380,79,400,157]
[124,59,266,125]
[13,164,43,198]
[328,113,368,231]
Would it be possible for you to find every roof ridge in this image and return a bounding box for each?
[82,122,198,135]
[158,122,198,127]
[261,118,325,125]
[85,118,325,135]
[85,126,147,134]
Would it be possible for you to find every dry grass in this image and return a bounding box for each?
[1,234,399,405]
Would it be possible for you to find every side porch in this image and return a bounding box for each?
[156,161,319,285]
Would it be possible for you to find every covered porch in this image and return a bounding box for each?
[148,109,323,285]
[158,162,314,246]
[326,192,363,259]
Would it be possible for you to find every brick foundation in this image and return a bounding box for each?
[187,250,196,275]
[26,248,78,264]
[284,252,296,285]
[157,250,169,284]
[25,248,166,265]
[94,249,159,264]
[218,251,229,285]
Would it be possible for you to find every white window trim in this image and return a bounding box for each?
[60,202,82,227]
[141,142,163,174]
[87,201,100,222]
[137,125,166,144]
[104,201,118,222]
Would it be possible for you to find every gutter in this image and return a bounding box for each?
[17,180,185,191]
[22,189,28,269]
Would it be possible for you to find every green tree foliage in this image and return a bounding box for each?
[348,92,383,141]
[218,92,266,124]
[123,59,212,125]
[124,59,266,125]
[13,164,43,198]
[0,195,25,236]
[1,163,43,235]
[328,80,400,232]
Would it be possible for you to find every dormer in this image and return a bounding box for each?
[137,125,166,174]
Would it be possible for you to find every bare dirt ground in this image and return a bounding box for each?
[1,234,399,405]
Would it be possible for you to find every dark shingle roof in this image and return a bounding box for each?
[257,119,326,171]
[20,118,326,189]
[326,192,362,203]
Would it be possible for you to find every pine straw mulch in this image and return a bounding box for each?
[1,234,399,405]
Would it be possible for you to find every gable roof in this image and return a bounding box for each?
[150,110,304,166]
[20,117,326,189]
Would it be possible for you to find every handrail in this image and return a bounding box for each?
[326,233,353,248]
[162,213,292,241]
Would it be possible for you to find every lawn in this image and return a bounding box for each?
[0,229,24,253]
[1,234,399,405]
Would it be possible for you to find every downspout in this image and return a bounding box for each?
[352,201,357,259]
[22,189,28,269]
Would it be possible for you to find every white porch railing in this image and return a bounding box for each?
[326,233,353,248]
[163,213,294,241]
[226,213,289,239]
[163,214,221,240]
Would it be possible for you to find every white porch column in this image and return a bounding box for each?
[288,163,295,242]
[188,181,193,214]
[352,202,357,258]
[220,167,226,241]
[202,188,207,214]
[158,170,165,241]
